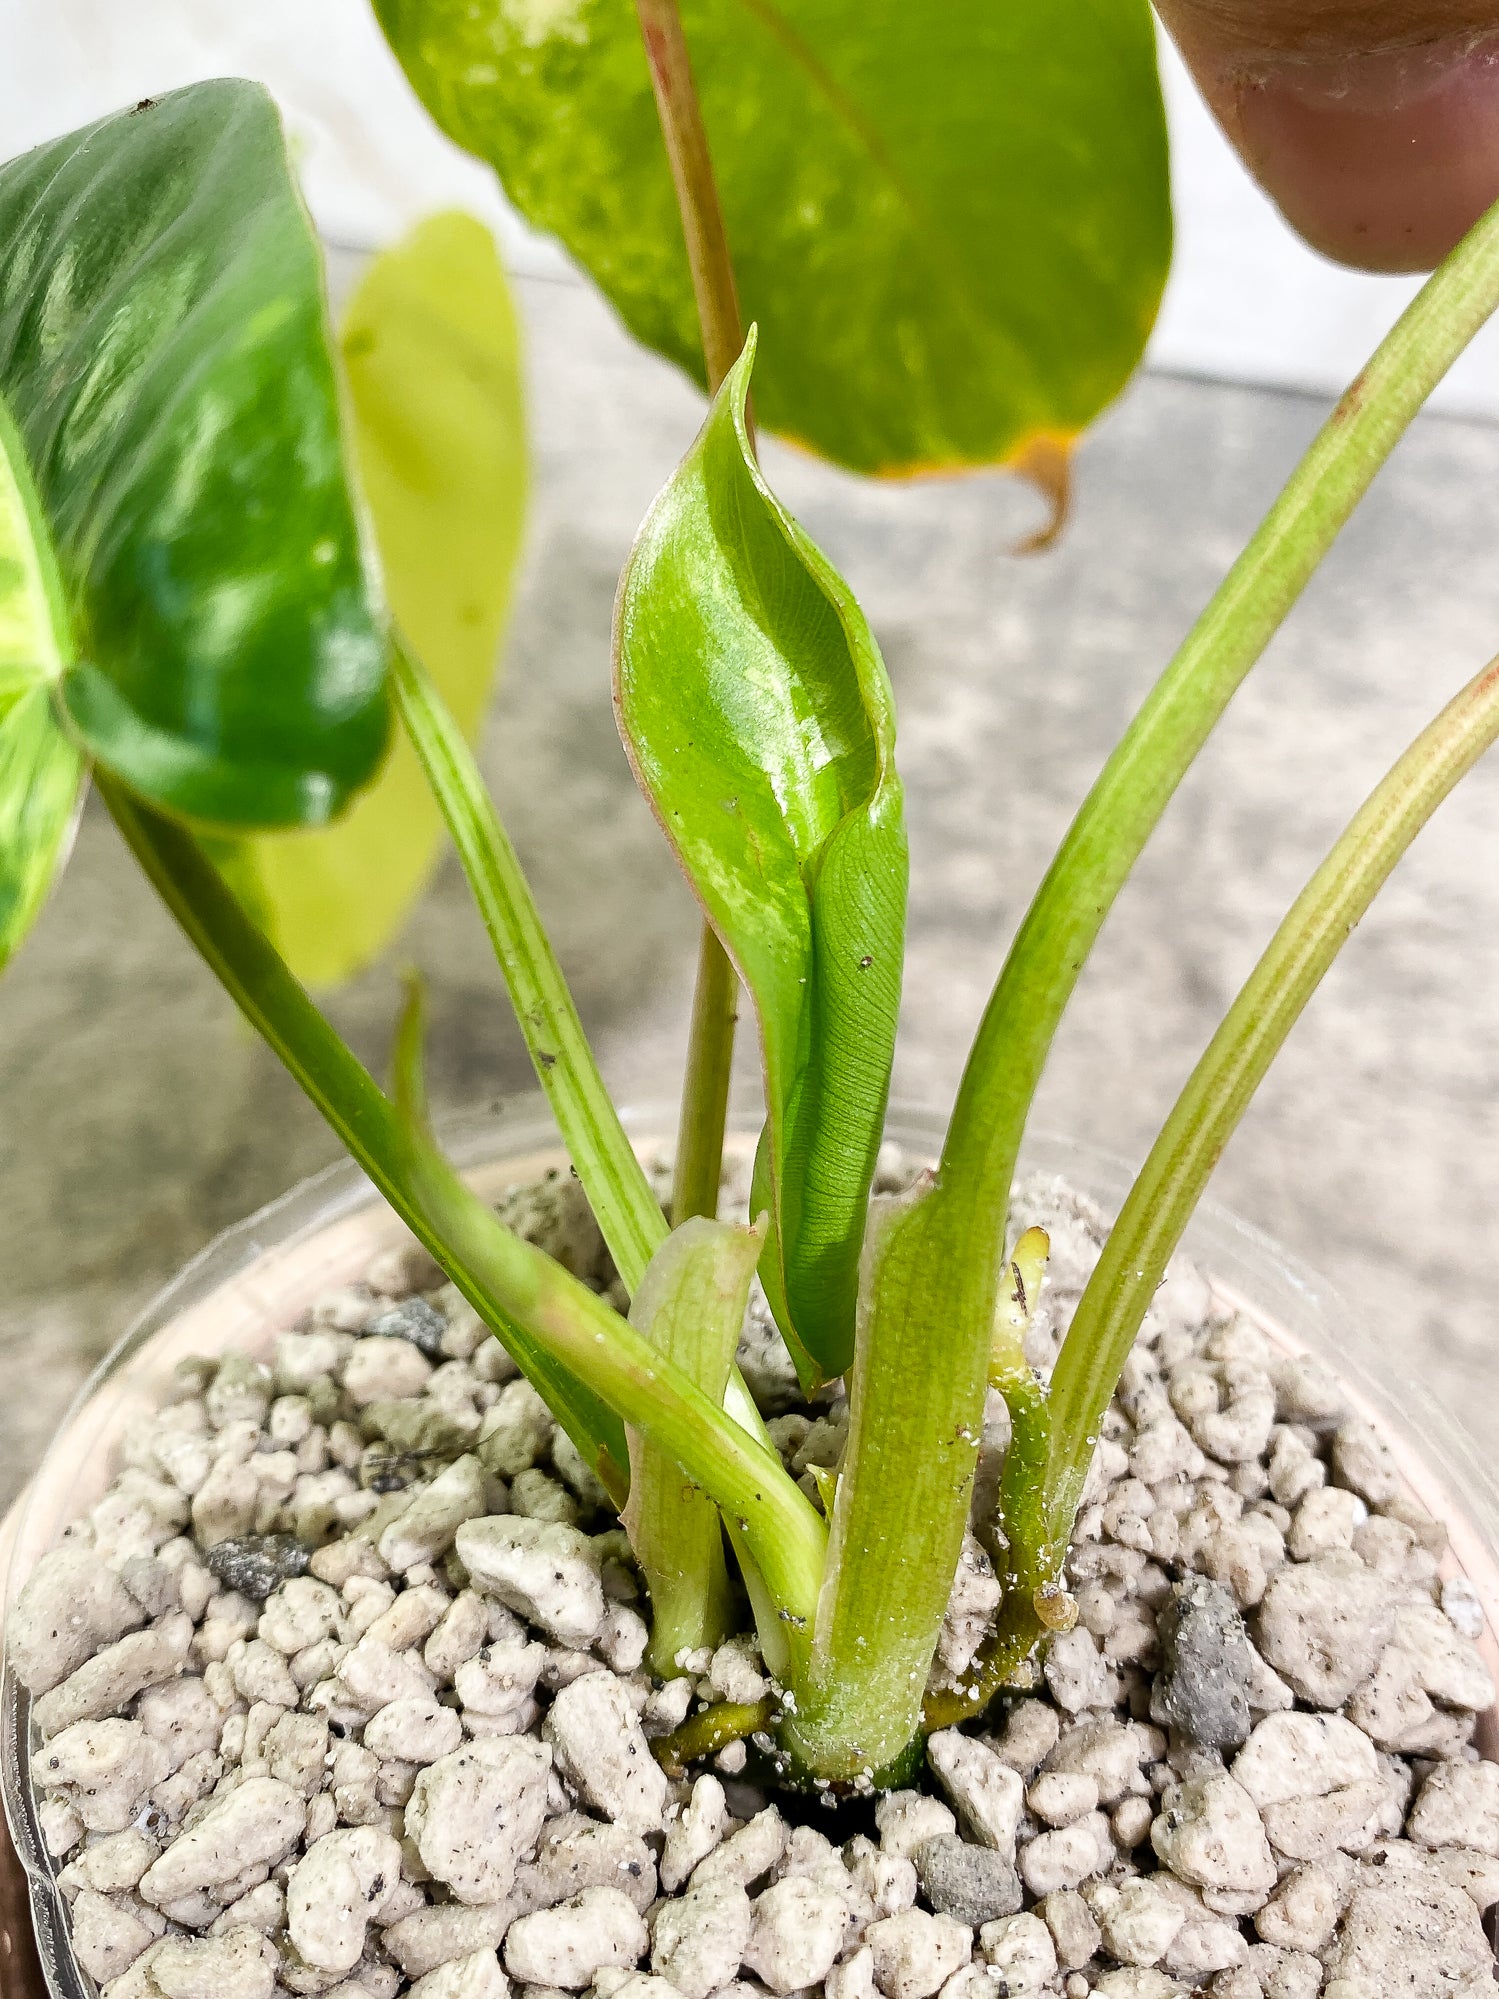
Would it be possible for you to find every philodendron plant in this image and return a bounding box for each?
[5,0,1499,1798]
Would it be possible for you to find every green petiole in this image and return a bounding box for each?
[1046,647,1499,1542]
[393,645,667,1290]
[634,0,749,1229]
[103,779,828,1665]
[938,190,1499,1368]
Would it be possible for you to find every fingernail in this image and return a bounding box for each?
[1226,37,1499,272]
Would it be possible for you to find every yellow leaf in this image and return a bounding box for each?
[220,211,528,985]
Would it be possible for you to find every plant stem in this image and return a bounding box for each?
[940,193,1499,1314]
[635,0,747,1225]
[102,775,631,1497]
[1044,648,1499,1545]
[884,196,1499,1705]
[634,0,746,396]
[653,1698,774,1777]
[943,187,1499,1231]
[102,779,829,1651]
[396,650,781,1617]
[920,1355,1065,1733]
[672,923,740,1223]
[393,648,666,1289]
[393,648,775,1445]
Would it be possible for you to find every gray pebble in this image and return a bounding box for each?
[204,1535,311,1602]
[1156,1576,1255,1749]
[912,1835,1023,1925]
[365,1299,449,1360]
[363,1399,474,1462]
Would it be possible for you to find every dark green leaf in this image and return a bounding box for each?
[0,389,84,970]
[0,82,388,829]
[615,334,906,1385]
[372,0,1169,476]
[216,213,528,982]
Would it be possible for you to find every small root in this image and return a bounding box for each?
[651,1696,774,1778]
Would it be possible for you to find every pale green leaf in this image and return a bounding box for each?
[0,389,83,970]
[218,213,528,985]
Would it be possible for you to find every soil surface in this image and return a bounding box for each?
[6,1159,1497,1999]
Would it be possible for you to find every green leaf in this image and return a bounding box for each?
[371,0,1170,476]
[0,82,388,829]
[615,334,907,1386]
[0,688,82,969]
[0,391,83,968]
[217,213,529,984]
[622,1215,765,1675]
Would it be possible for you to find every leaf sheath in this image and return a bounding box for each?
[782,1178,976,1779]
[623,1217,765,1673]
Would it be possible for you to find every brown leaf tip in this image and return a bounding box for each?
[1009,433,1075,555]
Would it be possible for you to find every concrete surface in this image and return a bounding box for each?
[3,263,1499,1508]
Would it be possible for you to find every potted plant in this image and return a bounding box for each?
[3,5,1499,1995]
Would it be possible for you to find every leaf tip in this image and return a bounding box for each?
[721,323,759,447]
[1007,433,1074,555]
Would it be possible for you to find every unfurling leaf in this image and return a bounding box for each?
[615,333,906,1386]
[372,0,1170,478]
[217,213,529,984]
[0,82,388,830]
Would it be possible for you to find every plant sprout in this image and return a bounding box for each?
[5,8,1499,1794]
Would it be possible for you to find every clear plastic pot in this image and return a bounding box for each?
[4,1098,1497,1993]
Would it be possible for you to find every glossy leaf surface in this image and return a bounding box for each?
[616,337,906,1385]
[0,82,388,828]
[0,393,82,969]
[217,213,528,983]
[372,0,1169,476]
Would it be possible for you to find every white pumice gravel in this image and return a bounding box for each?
[8,1161,1499,1998]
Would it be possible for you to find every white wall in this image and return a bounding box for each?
[6,3,1498,416]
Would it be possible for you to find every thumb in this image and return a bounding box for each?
[1155,1,1499,271]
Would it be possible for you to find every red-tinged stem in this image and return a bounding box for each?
[634,0,748,1226]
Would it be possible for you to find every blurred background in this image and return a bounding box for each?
[3,6,1499,1505]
